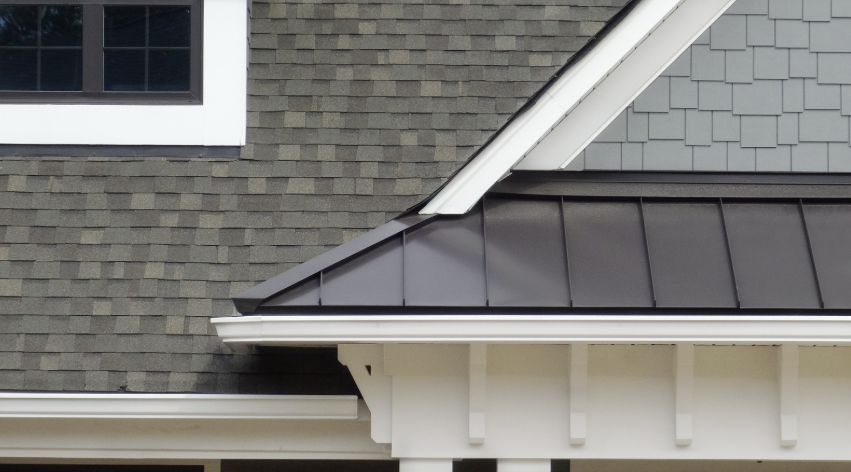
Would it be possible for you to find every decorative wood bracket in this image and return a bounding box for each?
[469,343,487,445]
[338,344,393,444]
[779,343,798,447]
[570,343,588,445]
[675,343,694,446]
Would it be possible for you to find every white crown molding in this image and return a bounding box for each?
[212,314,851,348]
[0,393,357,419]
[420,0,736,215]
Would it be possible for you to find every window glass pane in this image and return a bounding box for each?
[0,5,38,47]
[104,49,144,91]
[41,48,81,90]
[148,6,189,47]
[40,5,82,47]
[104,6,146,47]
[148,49,189,91]
[0,49,36,90]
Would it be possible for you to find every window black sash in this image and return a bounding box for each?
[0,0,202,104]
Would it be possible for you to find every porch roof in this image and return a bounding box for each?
[233,172,851,315]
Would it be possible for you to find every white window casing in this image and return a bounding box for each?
[0,0,247,146]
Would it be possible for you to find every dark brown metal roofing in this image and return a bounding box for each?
[241,172,851,314]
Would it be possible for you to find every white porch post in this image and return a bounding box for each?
[399,459,454,472]
[498,459,551,472]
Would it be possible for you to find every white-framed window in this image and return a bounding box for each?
[0,0,246,146]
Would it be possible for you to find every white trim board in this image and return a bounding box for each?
[0,416,388,460]
[0,459,220,472]
[212,315,851,348]
[0,0,247,146]
[0,393,358,419]
[420,0,736,215]
[0,395,388,460]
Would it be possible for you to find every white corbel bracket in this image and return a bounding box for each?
[338,344,393,444]
[570,343,588,445]
[469,343,487,445]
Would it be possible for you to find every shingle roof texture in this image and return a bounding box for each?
[0,0,629,393]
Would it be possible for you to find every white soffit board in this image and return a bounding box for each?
[212,315,851,346]
[420,0,733,214]
[0,393,358,419]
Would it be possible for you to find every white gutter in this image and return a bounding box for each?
[0,393,358,420]
[420,0,736,215]
[212,315,851,347]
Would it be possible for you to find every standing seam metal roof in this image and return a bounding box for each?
[242,172,851,313]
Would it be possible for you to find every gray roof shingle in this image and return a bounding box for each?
[0,0,630,393]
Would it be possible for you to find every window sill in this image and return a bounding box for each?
[0,0,246,146]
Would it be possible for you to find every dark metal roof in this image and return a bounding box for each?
[237,172,851,314]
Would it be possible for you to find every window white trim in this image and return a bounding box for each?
[212,314,851,348]
[0,0,247,146]
[0,459,220,472]
[419,0,736,215]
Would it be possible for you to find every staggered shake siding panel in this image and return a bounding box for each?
[571,0,851,172]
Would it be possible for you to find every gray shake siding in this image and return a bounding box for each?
[0,0,629,393]
[572,0,851,172]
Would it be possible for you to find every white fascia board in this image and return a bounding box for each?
[0,393,358,420]
[212,315,851,346]
[420,0,687,214]
[516,0,736,170]
[0,0,247,146]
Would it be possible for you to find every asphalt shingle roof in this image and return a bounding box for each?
[0,0,631,393]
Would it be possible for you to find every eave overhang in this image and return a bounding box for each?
[212,315,851,351]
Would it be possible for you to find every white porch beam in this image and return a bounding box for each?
[400,459,453,472]
[469,343,488,445]
[675,343,694,447]
[779,344,799,447]
[213,315,851,347]
[570,343,588,446]
[0,393,357,419]
[498,459,551,472]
